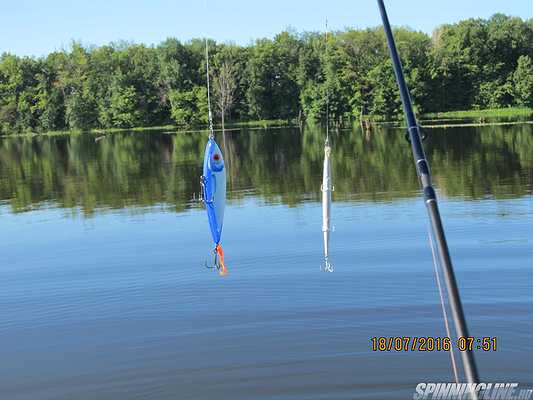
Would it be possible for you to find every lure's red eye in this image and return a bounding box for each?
[213,153,220,161]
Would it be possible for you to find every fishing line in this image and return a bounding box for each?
[428,226,460,384]
[205,37,215,139]
[325,17,330,145]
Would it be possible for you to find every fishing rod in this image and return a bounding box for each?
[376,0,480,387]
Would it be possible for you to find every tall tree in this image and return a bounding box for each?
[213,59,237,132]
[513,55,533,107]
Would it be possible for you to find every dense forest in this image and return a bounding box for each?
[1,13,533,134]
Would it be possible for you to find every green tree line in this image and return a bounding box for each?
[2,14,533,134]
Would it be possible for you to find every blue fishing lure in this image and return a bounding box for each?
[201,137,227,275]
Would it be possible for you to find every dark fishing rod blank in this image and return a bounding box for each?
[376,0,480,387]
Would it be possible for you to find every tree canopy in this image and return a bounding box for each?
[1,14,533,134]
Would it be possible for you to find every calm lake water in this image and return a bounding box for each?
[1,124,532,399]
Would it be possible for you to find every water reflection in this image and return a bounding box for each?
[0,123,532,215]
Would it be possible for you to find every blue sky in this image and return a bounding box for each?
[2,0,532,56]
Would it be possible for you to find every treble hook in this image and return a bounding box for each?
[321,257,334,273]
[204,247,218,269]
[203,244,228,276]
[199,175,206,204]
[199,175,215,204]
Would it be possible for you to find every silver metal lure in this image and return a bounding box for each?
[321,141,333,272]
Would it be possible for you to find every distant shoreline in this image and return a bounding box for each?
[3,108,533,137]
[0,119,298,138]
